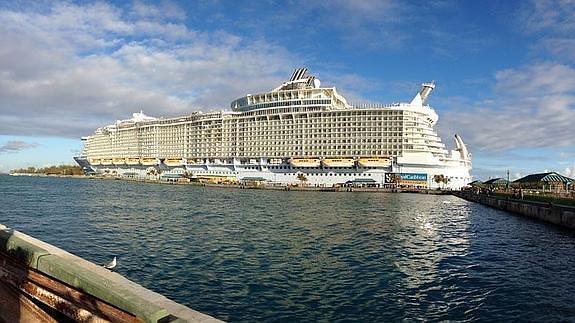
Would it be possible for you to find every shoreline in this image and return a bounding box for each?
[6,173,452,195]
[453,191,575,230]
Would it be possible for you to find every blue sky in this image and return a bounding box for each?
[0,0,574,180]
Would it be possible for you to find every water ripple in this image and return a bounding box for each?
[1,176,575,321]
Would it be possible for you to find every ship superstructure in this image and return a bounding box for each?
[76,68,472,189]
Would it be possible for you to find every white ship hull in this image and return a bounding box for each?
[77,68,472,189]
[87,159,471,189]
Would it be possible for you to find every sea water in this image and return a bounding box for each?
[1,175,574,321]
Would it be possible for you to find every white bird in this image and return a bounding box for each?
[103,256,117,270]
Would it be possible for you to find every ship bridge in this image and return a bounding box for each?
[230,68,350,112]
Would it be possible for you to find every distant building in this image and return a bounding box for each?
[468,180,483,187]
[483,178,510,188]
[513,172,574,192]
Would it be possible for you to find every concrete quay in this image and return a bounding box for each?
[453,191,575,230]
[0,224,222,323]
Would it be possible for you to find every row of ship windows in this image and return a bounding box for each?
[243,109,406,117]
[148,137,411,145]
[97,109,421,131]
[100,125,412,138]
[90,146,408,152]
[189,143,405,148]
[96,118,429,132]
[95,135,421,146]
[103,125,421,137]
[147,117,413,129]
[235,118,405,123]
[242,99,332,110]
[97,111,415,131]
[91,135,415,147]
[188,151,402,157]
[106,132,408,141]
[90,144,413,151]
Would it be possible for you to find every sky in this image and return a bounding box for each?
[0,0,574,180]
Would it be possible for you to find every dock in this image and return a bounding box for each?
[453,191,575,230]
[0,224,221,322]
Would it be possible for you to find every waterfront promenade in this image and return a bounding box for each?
[453,190,575,230]
[8,173,451,194]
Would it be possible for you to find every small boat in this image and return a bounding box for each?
[290,158,320,168]
[112,158,125,165]
[164,158,185,167]
[125,157,140,165]
[140,158,157,166]
[358,157,391,167]
[322,158,354,167]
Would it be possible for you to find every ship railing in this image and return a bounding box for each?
[351,102,435,111]
[351,102,401,109]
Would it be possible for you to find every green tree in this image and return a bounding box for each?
[442,176,450,188]
[297,173,308,186]
[393,174,401,187]
[434,174,445,189]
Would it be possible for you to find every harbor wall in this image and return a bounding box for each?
[453,191,575,230]
[0,224,221,322]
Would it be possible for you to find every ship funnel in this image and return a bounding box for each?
[420,81,435,105]
[410,81,435,106]
[289,67,308,81]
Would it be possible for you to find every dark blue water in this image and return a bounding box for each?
[1,175,574,321]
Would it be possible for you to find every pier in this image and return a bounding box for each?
[453,191,575,230]
[0,224,220,322]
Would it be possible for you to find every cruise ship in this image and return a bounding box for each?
[75,68,472,189]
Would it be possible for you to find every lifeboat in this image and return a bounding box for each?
[322,158,354,167]
[125,157,140,165]
[268,158,283,165]
[101,159,113,165]
[90,158,101,166]
[113,158,126,165]
[358,157,391,168]
[290,158,320,168]
[140,157,157,166]
[164,158,185,167]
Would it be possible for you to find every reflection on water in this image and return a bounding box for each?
[1,175,574,322]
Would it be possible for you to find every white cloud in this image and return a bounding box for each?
[233,0,412,50]
[540,38,575,61]
[0,140,38,153]
[131,1,186,21]
[312,0,411,48]
[495,63,575,95]
[519,0,575,34]
[518,1,575,64]
[0,2,298,138]
[441,62,575,152]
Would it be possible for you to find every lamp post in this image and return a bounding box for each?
[506,169,510,191]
